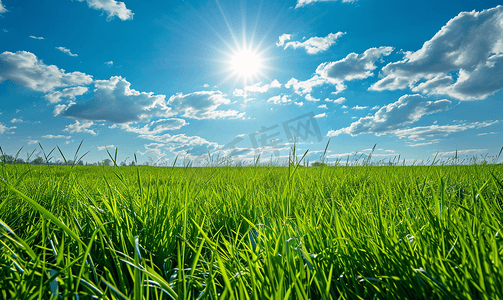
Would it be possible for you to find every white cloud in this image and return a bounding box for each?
[234,80,282,99]
[138,133,219,158]
[0,51,92,93]
[281,32,345,54]
[394,121,499,141]
[44,86,89,104]
[370,6,503,100]
[56,47,78,57]
[406,140,441,147]
[295,0,356,9]
[314,113,326,118]
[285,76,327,95]
[98,145,114,151]
[305,94,320,102]
[276,34,292,46]
[61,76,172,123]
[316,47,393,90]
[0,123,15,134]
[10,118,23,123]
[29,35,44,40]
[371,105,380,110]
[437,149,488,157]
[351,105,368,110]
[333,97,346,104]
[318,104,327,109]
[77,0,133,21]
[203,83,210,88]
[42,134,71,139]
[63,120,97,135]
[0,1,8,14]
[168,91,244,119]
[267,95,291,104]
[327,94,451,137]
[294,101,304,106]
[118,118,188,134]
[105,61,113,65]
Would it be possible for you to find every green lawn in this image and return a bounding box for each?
[1,160,502,299]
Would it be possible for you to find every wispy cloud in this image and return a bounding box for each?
[56,47,78,57]
[436,149,488,157]
[394,121,499,141]
[42,134,71,139]
[29,35,44,40]
[76,0,133,21]
[295,0,357,9]
[278,32,345,54]
[104,61,113,66]
[314,113,326,118]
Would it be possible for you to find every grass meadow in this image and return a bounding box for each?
[1,148,503,299]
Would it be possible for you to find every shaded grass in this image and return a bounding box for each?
[0,160,502,299]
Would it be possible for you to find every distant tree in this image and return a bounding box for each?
[15,158,25,164]
[1,155,15,164]
[120,161,127,167]
[31,157,45,165]
[311,162,327,167]
[66,160,74,166]
[129,161,136,166]
[102,159,112,167]
[77,160,84,166]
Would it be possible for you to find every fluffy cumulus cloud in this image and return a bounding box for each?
[328,94,451,136]
[0,123,16,134]
[370,6,503,100]
[0,1,8,14]
[279,32,345,54]
[285,76,327,95]
[44,86,89,104]
[60,76,171,123]
[63,120,96,135]
[168,91,244,119]
[295,0,356,9]
[0,51,93,93]
[77,0,133,21]
[316,46,393,91]
[56,47,78,57]
[267,95,291,104]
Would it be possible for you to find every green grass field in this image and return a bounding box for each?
[1,154,503,299]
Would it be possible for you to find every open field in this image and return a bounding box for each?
[1,159,503,299]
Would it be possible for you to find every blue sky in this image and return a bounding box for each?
[1,0,502,165]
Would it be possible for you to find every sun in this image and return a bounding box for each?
[229,48,263,81]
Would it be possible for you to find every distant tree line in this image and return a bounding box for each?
[0,154,143,167]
